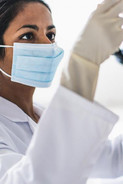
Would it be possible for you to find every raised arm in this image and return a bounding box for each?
[0,86,118,184]
[0,0,122,183]
[61,0,123,101]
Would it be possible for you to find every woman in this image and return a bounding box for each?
[0,0,60,123]
[0,0,122,183]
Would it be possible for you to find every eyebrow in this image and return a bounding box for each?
[17,24,56,31]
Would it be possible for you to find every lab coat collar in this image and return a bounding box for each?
[0,97,43,132]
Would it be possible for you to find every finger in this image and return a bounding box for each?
[96,0,121,13]
[112,28,123,46]
[108,0,123,17]
[111,18,123,32]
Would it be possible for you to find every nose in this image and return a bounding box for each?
[38,33,51,44]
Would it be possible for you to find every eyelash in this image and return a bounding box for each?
[19,32,56,41]
[46,32,56,41]
[19,32,34,40]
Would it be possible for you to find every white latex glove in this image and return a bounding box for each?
[61,0,123,101]
[73,0,123,64]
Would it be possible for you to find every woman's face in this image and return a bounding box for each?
[0,2,56,76]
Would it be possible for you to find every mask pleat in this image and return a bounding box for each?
[10,42,64,87]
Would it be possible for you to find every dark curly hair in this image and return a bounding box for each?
[0,0,51,58]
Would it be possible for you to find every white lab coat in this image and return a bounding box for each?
[0,86,118,184]
[90,134,123,179]
[87,136,123,184]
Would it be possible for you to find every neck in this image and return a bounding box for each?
[0,73,39,123]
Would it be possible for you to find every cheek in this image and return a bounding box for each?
[3,48,13,74]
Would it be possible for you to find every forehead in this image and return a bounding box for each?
[9,2,53,28]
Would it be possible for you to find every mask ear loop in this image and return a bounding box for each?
[0,45,13,78]
[0,45,13,48]
[0,68,11,78]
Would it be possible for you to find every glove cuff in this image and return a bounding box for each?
[61,53,100,101]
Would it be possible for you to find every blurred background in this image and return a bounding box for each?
[33,1,123,182]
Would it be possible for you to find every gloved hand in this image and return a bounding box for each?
[61,0,123,101]
[73,0,123,64]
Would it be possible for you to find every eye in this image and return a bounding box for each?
[19,32,34,40]
[47,32,56,41]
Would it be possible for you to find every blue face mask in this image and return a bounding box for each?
[0,42,64,88]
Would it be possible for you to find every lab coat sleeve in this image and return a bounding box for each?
[89,134,123,178]
[0,86,118,184]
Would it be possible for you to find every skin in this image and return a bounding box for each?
[0,2,56,123]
